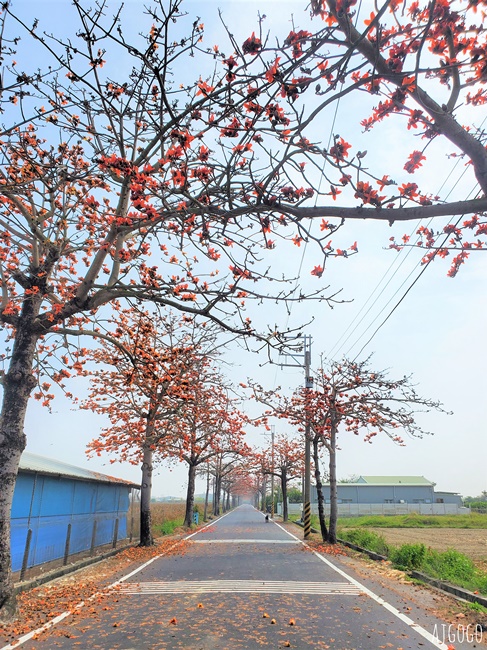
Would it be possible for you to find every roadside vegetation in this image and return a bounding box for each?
[337,514,487,528]
[289,512,487,529]
[151,502,189,536]
[337,528,390,556]
[150,502,210,536]
[463,491,487,512]
[465,501,487,513]
[289,513,487,594]
[338,528,487,595]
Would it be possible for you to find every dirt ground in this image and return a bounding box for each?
[366,527,487,570]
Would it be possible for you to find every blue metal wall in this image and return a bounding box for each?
[11,472,131,573]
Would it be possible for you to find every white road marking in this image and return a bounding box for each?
[0,512,233,650]
[270,517,452,650]
[1,506,451,650]
[118,579,363,595]
[191,538,299,544]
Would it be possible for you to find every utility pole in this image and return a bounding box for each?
[278,334,313,539]
[271,425,275,518]
[303,335,313,539]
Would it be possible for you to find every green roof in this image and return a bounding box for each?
[358,475,434,486]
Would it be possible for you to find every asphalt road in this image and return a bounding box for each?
[5,505,477,649]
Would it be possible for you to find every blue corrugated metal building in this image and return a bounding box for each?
[11,452,139,575]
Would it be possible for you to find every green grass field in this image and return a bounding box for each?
[336,513,487,529]
[289,513,487,529]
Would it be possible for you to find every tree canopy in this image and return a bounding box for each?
[1,0,486,620]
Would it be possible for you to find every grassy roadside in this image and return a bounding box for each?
[150,501,210,536]
[289,512,487,529]
[339,528,487,596]
[336,513,487,529]
[289,513,487,596]
[151,502,188,535]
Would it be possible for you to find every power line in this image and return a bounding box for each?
[328,160,477,361]
[325,156,466,359]
[349,184,480,361]
[283,0,364,333]
[350,204,474,362]
[282,3,483,372]
[275,64,345,386]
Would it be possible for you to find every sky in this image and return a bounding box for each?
[4,0,487,500]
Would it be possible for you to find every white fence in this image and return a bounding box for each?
[279,503,470,517]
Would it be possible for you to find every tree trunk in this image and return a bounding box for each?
[313,437,329,542]
[211,476,216,515]
[0,322,39,621]
[281,469,288,522]
[328,425,338,544]
[213,474,219,516]
[225,489,230,511]
[184,462,196,527]
[139,445,154,546]
[260,476,267,511]
[204,463,210,521]
[215,470,223,516]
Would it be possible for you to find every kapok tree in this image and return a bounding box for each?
[224,464,258,507]
[165,364,250,527]
[310,0,487,277]
[222,456,264,511]
[260,435,305,522]
[219,458,256,511]
[197,461,212,522]
[248,473,263,510]
[288,357,447,544]
[0,0,349,618]
[221,470,237,513]
[250,447,272,512]
[83,308,215,546]
[209,452,245,517]
[1,0,486,620]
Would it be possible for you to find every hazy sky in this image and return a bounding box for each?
[5,0,486,499]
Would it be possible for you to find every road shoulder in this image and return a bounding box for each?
[278,520,487,647]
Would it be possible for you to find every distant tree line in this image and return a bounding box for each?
[464,491,487,511]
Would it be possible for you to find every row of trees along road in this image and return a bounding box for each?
[1,0,487,620]
[81,306,250,544]
[282,358,446,544]
[250,356,446,543]
[257,435,305,523]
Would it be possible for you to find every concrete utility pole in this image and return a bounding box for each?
[271,425,275,518]
[278,334,313,539]
[303,335,313,539]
